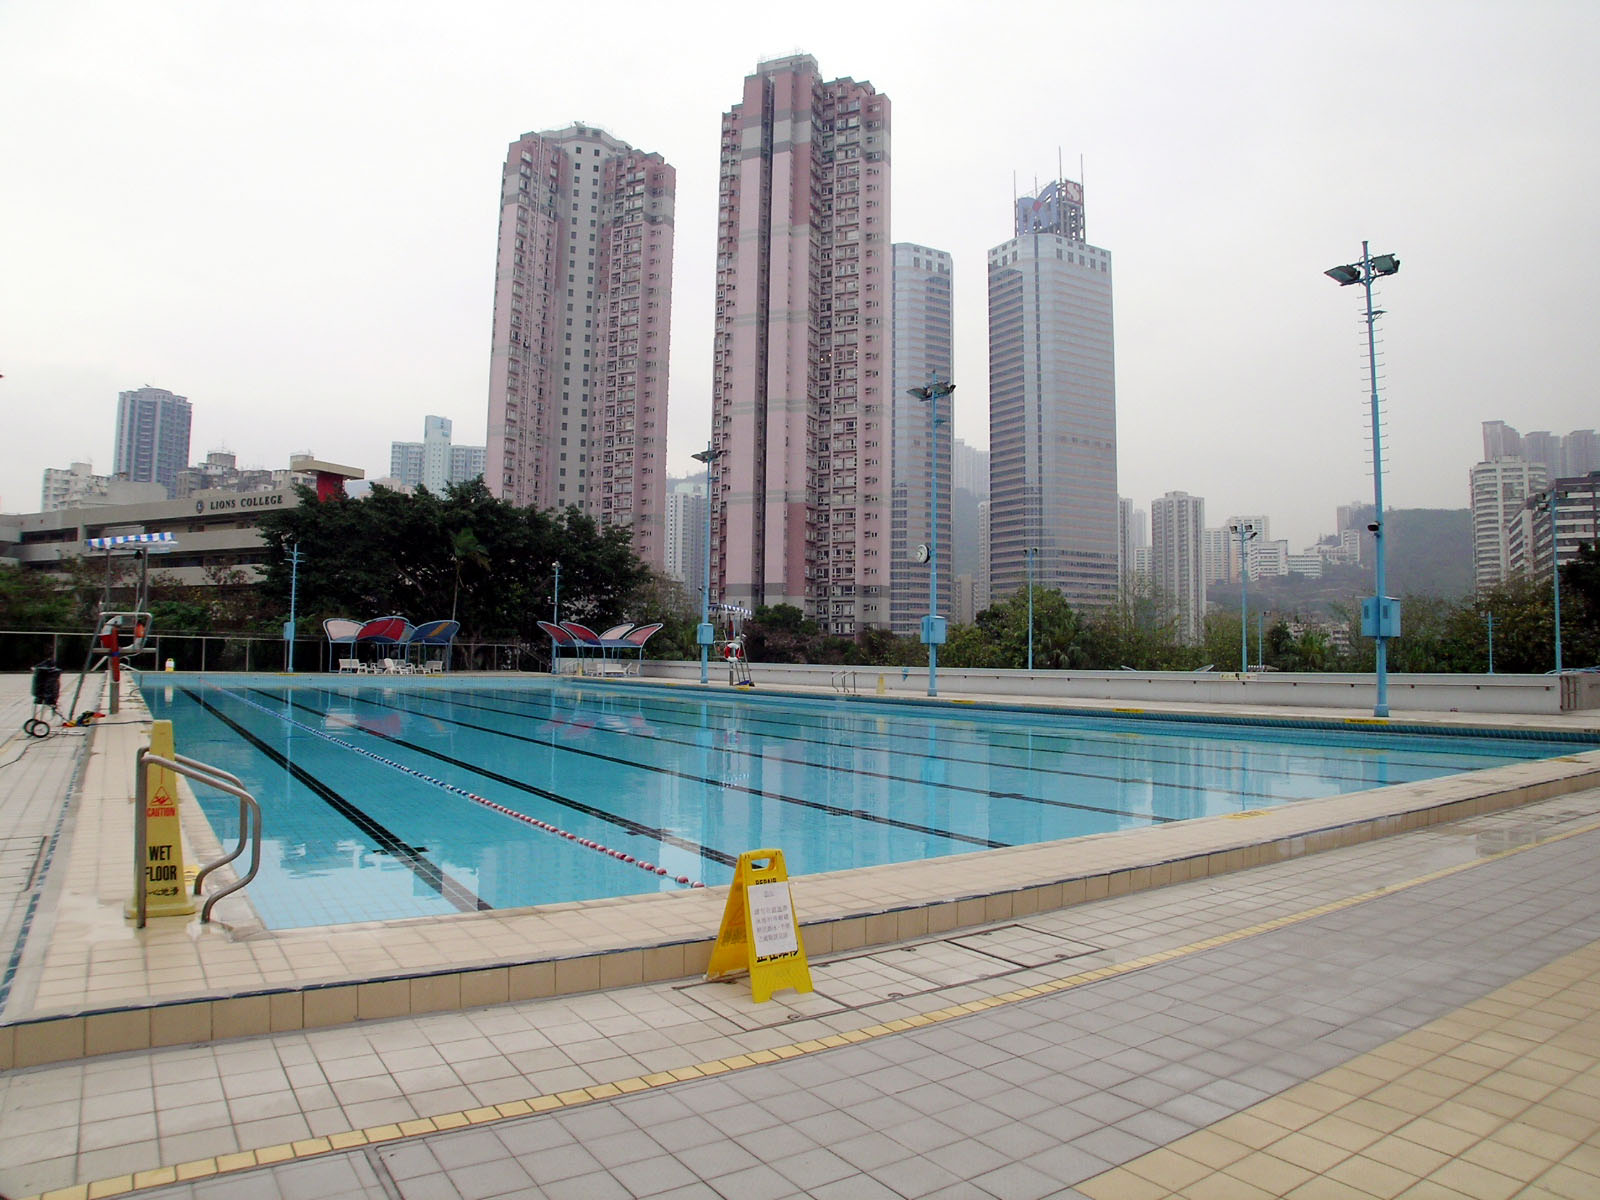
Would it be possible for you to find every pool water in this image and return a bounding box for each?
[139,676,1594,930]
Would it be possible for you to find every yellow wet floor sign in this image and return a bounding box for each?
[706,849,813,1002]
[124,720,195,919]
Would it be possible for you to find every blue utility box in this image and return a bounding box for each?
[1361,596,1402,639]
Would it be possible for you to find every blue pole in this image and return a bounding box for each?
[1549,494,1564,673]
[1238,529,1248,673]
[1486,610,1494,674]
[1026,547,1035,672]
[929,396,940,698]
[1362,241,1390,718]
[552,561,560,675]
[286,543,301,672]
[694,446,718,685]
[909,374,953,698]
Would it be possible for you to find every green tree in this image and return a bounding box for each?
[448,528,488,623]
[255,481,649,648]
[0,563,75,630]
[943,587,1089,669]
[1082,579,1195,670]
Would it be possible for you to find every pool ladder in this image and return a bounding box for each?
[831,670,859,694]
[133,749,262,928]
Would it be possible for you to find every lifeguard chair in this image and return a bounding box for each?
[713,603,754,687]
[64,531,176,720]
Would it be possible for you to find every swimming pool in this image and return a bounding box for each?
[139,675,1596,930]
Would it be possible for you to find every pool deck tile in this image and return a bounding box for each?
[4,671,1600,1198]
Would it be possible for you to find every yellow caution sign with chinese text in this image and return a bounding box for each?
[706,849,813,1003]
[124,720,196,919]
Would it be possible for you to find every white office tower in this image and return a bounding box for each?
[890,243,954,636]
[1151,491,1207,643]
[987,176,1117,607]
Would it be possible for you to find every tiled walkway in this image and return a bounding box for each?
[4,791,1599,1197]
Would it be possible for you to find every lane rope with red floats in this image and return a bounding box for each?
[222,686,704,888]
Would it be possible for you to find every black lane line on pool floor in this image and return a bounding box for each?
[251,689,740,869]
[526,686,1474,793]
[188,689,489,913]
[407,685,1178,827]
[307,687,1012,851]
[527,682,1559,785]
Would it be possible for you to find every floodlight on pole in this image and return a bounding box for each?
[1227,520,1259,673]
[691,445,723,685]
[908,372,955,698]
[1325,241,1401,717]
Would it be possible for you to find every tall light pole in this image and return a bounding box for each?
[551,561,561,675]
[908,372,955,697]
[284,542,302,672]
[1026,546,1038,671]
[1528,489,1564,673]
[692,445,722,685]
[1227,520,1258,673]
[1326,243,1401,717]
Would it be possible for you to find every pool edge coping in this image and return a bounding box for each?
[5,680,1599,1069]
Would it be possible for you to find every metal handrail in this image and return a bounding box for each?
[133,749,262,927]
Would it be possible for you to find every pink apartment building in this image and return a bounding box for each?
[711,56,891,634]
[486,125,675,567]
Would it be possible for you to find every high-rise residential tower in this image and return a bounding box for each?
[1151,490,1207,644]
[114,387,191,498]
[890,243,953,637]
[1470,457,1547,588]
[987,178,1117,607]
[390,416,485,492]
[711,55,890,633]
[486,124,674,566]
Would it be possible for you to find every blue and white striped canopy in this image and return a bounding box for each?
[85,532,178,550]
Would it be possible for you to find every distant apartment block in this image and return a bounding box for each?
[712,55,890,632]
[40,462,164,511]
[391,416,485,493]
[1471,457,1548,588]
[952,438,989,499]
[173,451,288,500]
[1481,421,1599,480]
[1505,471,1600,578]
[114,387,191,498]
[486,124,674,566]
[1201,526,1232,585]
[1151,491,1206,643]
[890,242,954,636]
[1119,498,1148,588]
[665,476,708,600]
[988,176,1117,609]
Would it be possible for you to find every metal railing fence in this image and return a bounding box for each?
[0,629,527,674]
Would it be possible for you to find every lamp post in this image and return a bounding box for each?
[692,445,723,685]
[1026,546,1038,671]
[1326,242,1401,717]
[1227,520,1259,673]
[1486,610,1494,675]
[284,542,302,672]
[551,561,561,675]
[1528,490,1563,673]
[908,372,955,698]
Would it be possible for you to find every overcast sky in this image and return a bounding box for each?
[3,1,1597,550]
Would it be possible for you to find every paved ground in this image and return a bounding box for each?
[4,672,1600,1198]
